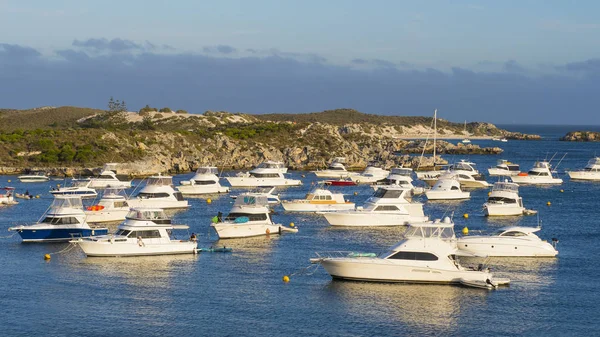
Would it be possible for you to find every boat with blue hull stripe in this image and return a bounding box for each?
[15,228,108,242]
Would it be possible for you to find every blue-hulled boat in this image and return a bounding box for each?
[8,196,108,242]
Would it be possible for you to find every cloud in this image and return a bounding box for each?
[72,38,144,52]
[203,45,237,54]
[1,40,600,125]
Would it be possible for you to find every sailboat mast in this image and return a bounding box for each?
[433,109,437,164]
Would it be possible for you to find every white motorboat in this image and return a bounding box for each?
[500,138,508,142]
[350,163,389,184]
[319,186,428,227]
[88,163,132,189]
[567,157,600,181]
[312,157,358,178]
[457,227,558,257]
[488,159,520,177]
[421,160,487,187]
[415,110,449,181]
[50,179,98,199]
[178,166,229,195]
[0,187,18,205]
[312,218,508,288]
[511,161,563,185]
[484,181,526,216]
[281,187,355,212]
[230,186,280,205]
[127,175,189,209]
[73,208,197,257]
[372,167,426,194]
[425,173,471,200]
[8,196,108,242]
[18,171,50,183]
[84,188,131,224]
[211,194,298,239]
[226,161,301,187]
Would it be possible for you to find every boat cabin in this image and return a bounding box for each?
[147,176,173,186]
[256,161,286,170]
[224,195,271,222]
[196,167,219,175]
[125,208,172,225]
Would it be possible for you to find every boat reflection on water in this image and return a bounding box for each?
[459,256,558,288]
[323,281,487,333]
[211,235,280,264]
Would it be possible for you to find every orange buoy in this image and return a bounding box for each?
[518,172,528,176]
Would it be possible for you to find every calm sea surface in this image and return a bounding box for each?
[1,125,599,336]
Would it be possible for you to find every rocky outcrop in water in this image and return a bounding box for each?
[560,131,600,142]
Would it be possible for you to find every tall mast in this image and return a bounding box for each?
[433,109,437,164]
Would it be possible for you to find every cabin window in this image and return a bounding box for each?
[130,230,161,239]
[500,231,527,237]
[372,189,403,199]
[488,197,517,204]
[99,175,114,179]
[42,216,81,225]
[193,180,217,185]
[174,192,185,201]
[137,192,170,199]
[387,251,438,261]
[115,229,131,237]
[316,195,332,200]
[225,212,268,221]
[374,205,399,211]
[251,173,280,178]
[329,167,344,171]
[451,186,459,190]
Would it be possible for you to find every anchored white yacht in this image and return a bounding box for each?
[127,175,189,209]
[567,157,600,181]
[511,161,563,185]
[421,160,488,188]
[9,196,108,242]
[425,173,471,200]
[84,188,131,224]
[457,227,558,257]
[0,187,18,205]
[230,186,280,205]
[319,186,428,226]
[350,163,389,184]
[226,161,301,187]
[312,157,357,178]
[88,163,132,189]
[488,159,520,177]
[372,168,427,194]
[282,188,354,212]
[484,181,526,216]
[211,194,297,238]
[73,208,197,257]
[178,166,229,195]
[18,171,50,183]
[312,219,509,288]
[50,179,98,199]
[461,121,471,144]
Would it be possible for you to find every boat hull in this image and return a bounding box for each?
[281,202,355,212]
[84,210,130,223]
[225,177,301,187]
[14,228,108,243]
[567,171,600,181]
[457,238,558,257]
[211,223,297,239]
[510,176,563,185]
[127,199,189,209]
[50,191,97,198]
[484,205,525,216]
[18,177,49,183]
[177,185,230,195]
[88,180,132,189]
[426,191,470,200]
[77,240,197,257]
[320,258,492,284]
[321,212,427,227]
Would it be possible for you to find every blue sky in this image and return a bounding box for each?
[1,0,600,124]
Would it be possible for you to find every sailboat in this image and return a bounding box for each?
[415,109,449,181]
[462,121,471,144]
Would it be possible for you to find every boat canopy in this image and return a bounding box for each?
[331,157,346,164]
[404,219,455,239]
[451,161,476,172]
[51,196,84,209]
[196,167,219,175]
[372,187,407,199]
[390,168,413,176]
[492,182,519,193]
[147,176,173,186]
[585,157,600,168]
[126,208,169,221]
[493,226,541,236]
[534,161,551,169]
[72,179,91,187]
[257,161,285,169]
[102,163,119,172]
[234,194,269,207]
[327,162,346,170]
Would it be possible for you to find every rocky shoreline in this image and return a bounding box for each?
[560,131,600,142]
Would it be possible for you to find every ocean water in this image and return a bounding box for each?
[1,125,599,336]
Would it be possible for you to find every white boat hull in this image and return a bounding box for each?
[127,199,189,209]
[567,171,600,181]
[484,204,525,216]
[18,176,49,182]
[177,185,230,195]
[313,171,357,178]
[488,168,519,177]
[225,177,301,187]
[211,223,297,239]
[320,258,493,284]
[321,211,427,227]
[88,180,132,189]
[511,176,563,185]
[457,237,558,257]
[426,191,470,200]
[281,202,355,212]
[84,210,130,223]
[77,239,197,257]
[460,179,490,188]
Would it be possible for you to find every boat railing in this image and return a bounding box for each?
[311,251,380,262]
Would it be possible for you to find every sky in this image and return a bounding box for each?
[1,0,600,124]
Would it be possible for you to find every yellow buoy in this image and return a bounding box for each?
[560,189,564,193]
[353,192,358,196]
[289,222,295,228]
[547,201,551,206]
[36,195,40,199]
[488,191,491,196]
[7,179,11,183]
[44,254,51,260]
[463,213,469,219]
[282,275,290,283]
[206,198,212,204]
[462,227,469,235]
